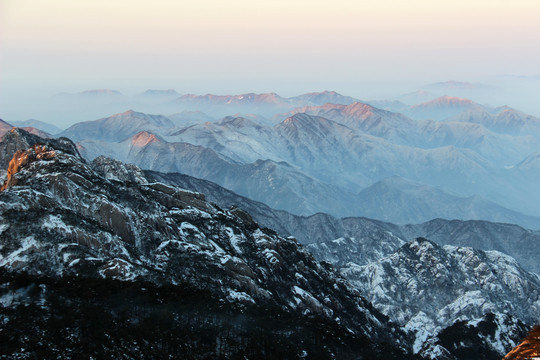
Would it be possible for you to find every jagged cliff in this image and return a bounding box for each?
[503,325,540,360]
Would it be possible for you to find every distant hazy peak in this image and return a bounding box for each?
[304,90,340,96]
[289,101,375,115]
[289,90,360,105]
[425,80,492,91]
[412,95,478,108]
[139,89,179,96]
[176,92,287,104]
[76,89,123,96]
[429,80,476,88]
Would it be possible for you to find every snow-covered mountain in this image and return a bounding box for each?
[73,113,540,222]
[447,107,540,138]
[280,103,540,165]
[2,129,537,358]
[167,112,499,193]
[282,102,418,144]
[288,90,360,106]
[322,237,540,358]
[60,106,540,226]
[34,88,540,225]
[146,158,540,359]
[0,129,413,358]
[343,238,540,326]
[405,96,482,120]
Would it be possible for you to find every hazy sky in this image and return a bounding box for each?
[1,0,540,100]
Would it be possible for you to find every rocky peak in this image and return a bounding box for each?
[1,144,58,191]
[413,96,477,109]
[504,324,540,360]
[0,128,82,169]
[91,156,148,184]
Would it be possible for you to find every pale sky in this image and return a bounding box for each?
[1,0,540,99]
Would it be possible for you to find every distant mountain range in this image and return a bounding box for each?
[5,88,540,226]
[0,118,55,140]
[55,100,540,226]
[405,95,481,120]
[8,119,63,135]
[47,89,363,125]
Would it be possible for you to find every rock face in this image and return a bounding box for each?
[0,135,413,358]
[504,325,540,360]
[0,144,59,191]
[0,127,82,169]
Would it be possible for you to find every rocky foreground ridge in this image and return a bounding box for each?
[0,129,413,359]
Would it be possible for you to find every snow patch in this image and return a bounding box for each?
[263,249,279,265]
[0,236,40,268]
[225,227,244,254]
[227,290,255,304]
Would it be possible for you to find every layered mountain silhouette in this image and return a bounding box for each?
[55,101,540,227]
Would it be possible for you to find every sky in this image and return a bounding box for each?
[1,0,540,123]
